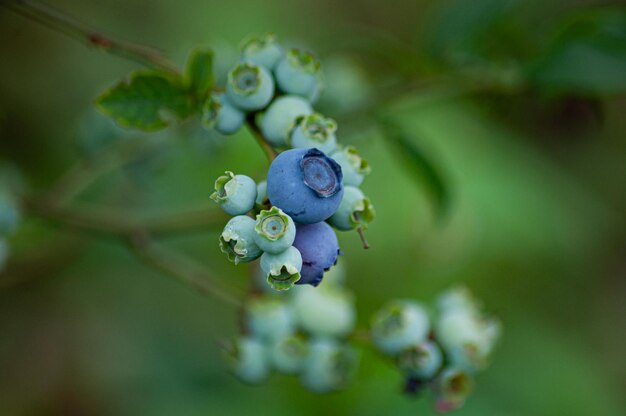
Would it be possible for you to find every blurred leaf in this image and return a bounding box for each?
[184,48,215,100]
[96,71,194,131]
[379,119,450,221]
[528,9,626,95]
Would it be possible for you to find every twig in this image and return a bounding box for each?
[354,213,370,249]
[2,0,179,74]
[128,230,243,307]
[245,114,278,162]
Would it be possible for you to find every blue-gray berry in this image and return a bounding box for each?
[219,215,262,264]
[269,334,308,374]
[260,246,303,291]
[289,113,337,154]
[202,93,245,135]
[330,146,371,187]
[259,95,313,146]
[274,49,322,102]
[210,171,257,215]
[246,297,295,341]
[240,33,284,70]
[253,206,296,254]
[371,300,431,356]
[225,336,271,384]
[300,338,359,393]
[290,284,355,337]
[328,185,375,231]
[226,62,274,111]
[396,341,443,379]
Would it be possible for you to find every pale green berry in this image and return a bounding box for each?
[437,286,481,316]
[202,93,245,135]
[226,62,274,111]
[274,49,322,102]
[219,216,262,264]
[0,238,8,271]
[371,300,431,356]
[0,191,20,236]
[253,206,296,254]
[246,297,295,341]
[260,246,303,291]
[435,309,501,372]
[433,368,474,413]
[396,341,443,379]
[289,113,337,154]
[240,33,284,70]
[210,171,257,216]
[300,338,358,393]
[225,336,271,384]
[328,186,375,231]
[290,285,355,337]
[330,146,371,187]
[259,95,313,146]
[269,334,308,374]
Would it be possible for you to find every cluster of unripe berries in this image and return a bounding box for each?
[370,287,501,412]
[209,34,374,290]
[225,264,359,392]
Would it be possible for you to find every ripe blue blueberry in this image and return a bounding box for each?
[300,338,358,393]
[328,185,375,231]
[292,222,340,287]
[291,284,355,337]
[331,146,371,187]
[396,341,443,379]
[371,300,431,356]
[253,206,296,254]
[240,33,284,70]
[219,216,262,264]
[226,62,274,111]
[202,92,245,135]
[269,334,308,374]
[267,148,344,224]
[289,113,337,154]
[226,336,271,384]
[433,368,474,413]
[260,246,303,290]
[246,297,295,341]
[274,49,322,102]
[259,95,313,146]
[210,171,257,216]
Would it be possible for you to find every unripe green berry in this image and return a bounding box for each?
[433,368,474,413]
[225,336,271,384]
[253,206,296,254]
[269,334,308,374]
[290,285,355,337]
[300,338,359,393]
[289,113,337,154]
[219,216,262,264]
[202,93,245,135]
[246,297,295,341]
[260,246,303,291]
[275,49,322,102]
[371,300,431,356]
[396,341,443,379]
[210,171,257,216]
[226,62,274,111]
[240,33,284,70]
[259,95,313,146]
[330,146,371,187]
[328,186,375,231]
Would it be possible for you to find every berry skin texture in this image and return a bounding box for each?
[246,297,295,342]
[291,284,355,337]
[226,336,271,384]
[300,338,359,393]
[396,341,443,379]
[240,33,284,70]
[219,216,262,264]
[210,171,257,216]
[292,222,340,287]
[260,246,303,290]
[202,93,245,135]
[328,185,375,231]
[275,49,322,101]
[331,146,371,187]
[267,148,344,224]
[371,300,431,356]
[269,334,309,374]
[226,62,274,111]
[253,206,296,254]
[259,95,313,146]
[290,113,338,154]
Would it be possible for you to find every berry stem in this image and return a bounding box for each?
[2,0,180,74]
[354,213,370,249]
[245,113,278,162]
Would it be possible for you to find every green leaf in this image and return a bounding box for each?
[379,119,451,221]
[96,71,194,131]
[184,48,214,99]
[528,10,626,95]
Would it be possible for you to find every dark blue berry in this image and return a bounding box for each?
[292,222,340,286]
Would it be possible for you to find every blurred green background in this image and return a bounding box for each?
[1,0,625,414]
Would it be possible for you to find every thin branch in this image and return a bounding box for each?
[2,0,179,74]
[246,114,278,162]
[128,230,243,308]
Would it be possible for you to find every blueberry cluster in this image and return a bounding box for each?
[370,287,501,412]
[209,34,375,290]
[224,264,359,392]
